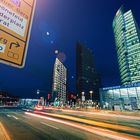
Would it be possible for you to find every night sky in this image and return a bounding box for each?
[0,0,140,98]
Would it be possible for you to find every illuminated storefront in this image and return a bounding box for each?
[100,83,140,110]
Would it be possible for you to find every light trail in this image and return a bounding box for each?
[60,109,140,120]
[33,110,140,133]
[25,112,139,140]
[0,122,11,140]
[43,107,140,120]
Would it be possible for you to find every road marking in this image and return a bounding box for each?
[7,115,11,117]
[23,115,31,119]
[40,122,59,130]
[12,115,19,120]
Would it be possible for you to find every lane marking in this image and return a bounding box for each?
[12,115,19,120]
[7,115,11,117]
[23,115,31,119]
[40,122,59,130]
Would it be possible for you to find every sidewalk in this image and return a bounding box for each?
[0,122,11,140]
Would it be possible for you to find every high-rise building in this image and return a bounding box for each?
[76,42,100,101]
[113,7,140,85]
[52,58,67,105]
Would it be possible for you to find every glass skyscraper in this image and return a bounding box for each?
[113,7,140,85]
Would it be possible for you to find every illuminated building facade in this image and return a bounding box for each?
[0,92,19,106]
[113,7,140,85]
[100,83,140,110]
[52,58,67,105]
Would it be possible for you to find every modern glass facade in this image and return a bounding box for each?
[113,7,140,85]
[100,83,140,110]
[52,58,67,104]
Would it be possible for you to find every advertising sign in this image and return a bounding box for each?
[0,0,36,68]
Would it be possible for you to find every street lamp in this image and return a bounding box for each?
[81,92,85,101]
[89,90,93,100]
[81,92,85,96]
[37,89,40,95]
[36,89,40,105]
[80,92,85,108]
[36,89,47,106]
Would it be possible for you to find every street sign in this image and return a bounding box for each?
[0,0,36,68]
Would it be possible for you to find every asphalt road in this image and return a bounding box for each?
[56,109,140,130]
[0,108,140,140]
[0,109,111,140]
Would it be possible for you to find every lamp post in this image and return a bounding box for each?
[89,90,93,101]
[36,89,40,105]
[37,89,40,95]
[81,92,85,108]
[81,92,85,101]
[36,89,47,106]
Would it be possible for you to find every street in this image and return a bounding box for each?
[0,108,140,140]
[0,108,110,140]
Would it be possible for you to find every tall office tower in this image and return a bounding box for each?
[76,42,100,101]
[113,7,140,85]
[52,58,67,105]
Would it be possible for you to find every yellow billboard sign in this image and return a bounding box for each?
[0,0,36,68]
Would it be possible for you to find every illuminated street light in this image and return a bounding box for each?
[89,90,93,100]
[81,92,85,104]
[46,31,50,36]
[89,91,93,94]
[37,89,48,106]
[55,50,59,54]
[81,92,85,96]
[37,89,40,95]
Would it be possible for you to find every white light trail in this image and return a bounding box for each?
[25,112,132,140]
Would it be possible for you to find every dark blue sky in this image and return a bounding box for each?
[1,0,140,98]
